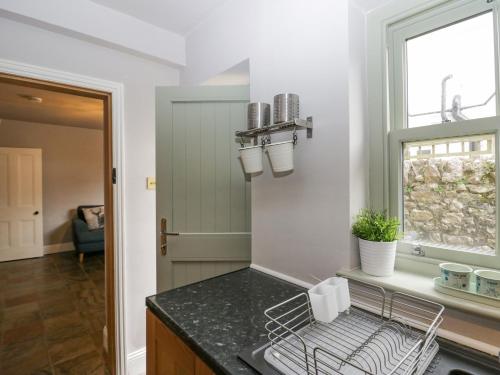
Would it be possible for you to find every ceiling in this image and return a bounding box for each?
[0,82,104,130]
[90,0,228,35]
[90,0,394,36]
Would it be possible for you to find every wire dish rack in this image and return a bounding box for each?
[264,279,444,375]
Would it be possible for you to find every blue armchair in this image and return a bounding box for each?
[73,205,104,263]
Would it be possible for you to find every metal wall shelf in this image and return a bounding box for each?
[235,116,313,139]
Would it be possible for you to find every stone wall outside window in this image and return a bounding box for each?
[403,156,496,252]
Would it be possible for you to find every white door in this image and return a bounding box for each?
[156,86,251,292]
[0,147,43,262]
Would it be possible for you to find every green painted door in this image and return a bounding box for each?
[156,86,251,292]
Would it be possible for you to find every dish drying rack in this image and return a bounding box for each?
[264,279,444,375]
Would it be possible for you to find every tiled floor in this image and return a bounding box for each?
[0,251,108,375]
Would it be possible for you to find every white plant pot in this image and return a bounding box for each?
[266,141,294,173]
[239,145,263,174]
[358,238,397,277]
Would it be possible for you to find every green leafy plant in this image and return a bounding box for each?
[352,209,401,242]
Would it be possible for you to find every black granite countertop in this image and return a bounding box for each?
[146,268,305,375]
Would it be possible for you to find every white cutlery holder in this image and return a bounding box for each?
[321,277,351,312]
[307,284,339,323]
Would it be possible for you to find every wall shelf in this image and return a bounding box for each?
[235,116,313,140]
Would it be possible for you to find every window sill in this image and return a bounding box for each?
[337,268,500,321]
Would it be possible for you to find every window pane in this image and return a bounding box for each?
[403,134,496,255]
[407,12,496,128]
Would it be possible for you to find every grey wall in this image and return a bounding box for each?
[0,119,104,245]
[182,0,367,282]
[0,16,180,354]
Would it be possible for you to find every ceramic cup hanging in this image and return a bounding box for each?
[266,140,294,173]
[239,144,263,174]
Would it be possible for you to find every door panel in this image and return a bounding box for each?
[18,154,35,206]
[229,103,249,232]
[20,220,36,246]
[185,103,201,233]
[172,103,187,233]
[0,222,9,249]
[200,103,216,233]
[0,153,8,208]
[156,86,251,292]
[214,102,231,232]
[0,147,43,262]
[167,233,251,259]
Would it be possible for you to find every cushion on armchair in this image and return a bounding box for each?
[78,205,104,230]
[73,205,105,254]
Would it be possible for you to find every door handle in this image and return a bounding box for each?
[160,218,179,256]
[160,231,179,236]
[33,211,39,215]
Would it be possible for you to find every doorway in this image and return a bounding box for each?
[0,71,119,374]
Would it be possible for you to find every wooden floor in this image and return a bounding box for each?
[0,251,108,375]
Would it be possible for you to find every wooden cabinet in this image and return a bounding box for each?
[146,309,216,375]
[194,357,215,375]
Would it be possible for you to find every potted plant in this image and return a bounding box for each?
[352,209,401,277]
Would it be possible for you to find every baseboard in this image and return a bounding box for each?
[127,347,146,375]
[44,241,75,254]
[250,263,313,289]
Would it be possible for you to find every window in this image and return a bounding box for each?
[406,12,496,128]
[387,0,500,268]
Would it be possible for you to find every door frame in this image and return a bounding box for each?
[0,58,126,375]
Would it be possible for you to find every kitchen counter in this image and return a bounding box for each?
[146,267,500,375]
[146,268,305,375]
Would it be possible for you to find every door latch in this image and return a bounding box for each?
[160,218,179,256]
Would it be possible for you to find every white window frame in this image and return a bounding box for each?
[372,0,500,269]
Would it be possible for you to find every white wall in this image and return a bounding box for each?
[348,1,369,267]
[201,59,250,86]
[182,0,367,282]
[0,17,180,354]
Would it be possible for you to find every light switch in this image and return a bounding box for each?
[147,177,156,190]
